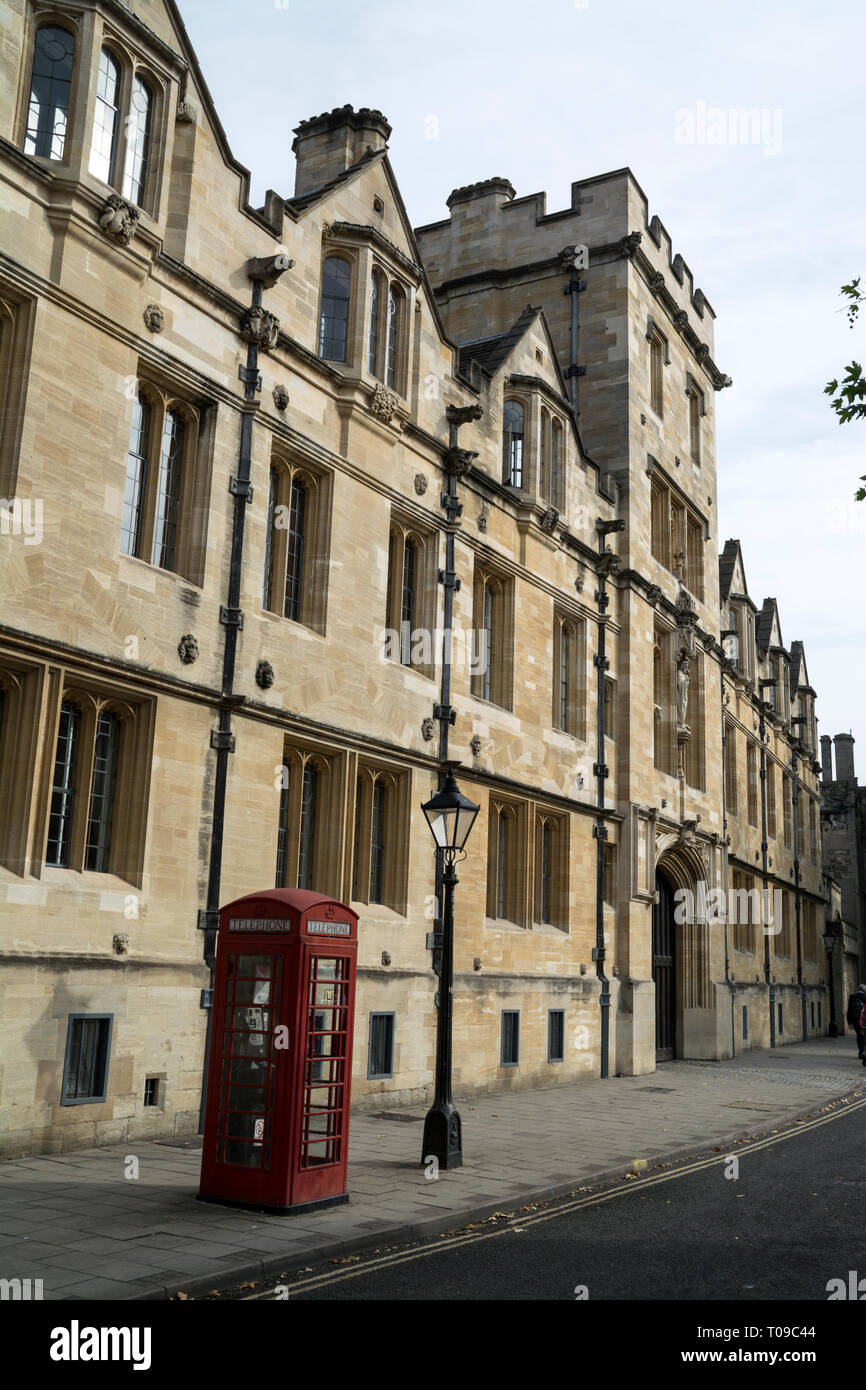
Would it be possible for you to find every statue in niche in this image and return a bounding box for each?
[677,650,691,726]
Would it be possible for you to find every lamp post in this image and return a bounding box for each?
[822,923,839,1036]
[420,765,480,1169]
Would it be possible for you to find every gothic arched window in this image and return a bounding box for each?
[25,24,76,160]
[318,256,351,361]
[386,283,404,390]
[122,73,152,204]
[503,399,524,488]
[89,48,120,184]
[368,268,382,375]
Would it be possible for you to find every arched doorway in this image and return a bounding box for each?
[653,869,677,1060]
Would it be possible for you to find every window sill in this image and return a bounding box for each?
[471,694,513,714]
[532,920,569,936]
[118,551,197,589]
[382,656,436,682]
[259,607,325,639]
[483,915,526,933]
[350,900,406,921]
[40,865,138,892]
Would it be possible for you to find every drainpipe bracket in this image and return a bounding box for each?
[433,704,457,726]
[238,364,262,391]
[219,606,244,629]
[210,729,236,753]
[229,477,254,502]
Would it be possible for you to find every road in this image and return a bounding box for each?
[217,1095,866,1302]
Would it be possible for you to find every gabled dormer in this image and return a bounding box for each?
[790,641,818,756]
[280,107,447,416]
[458,304,579,520]
[719,538,757,679]
[755,598,790,722]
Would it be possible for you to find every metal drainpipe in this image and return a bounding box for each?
[594,519,622,1078]
[720,668,735,1055]
[757,684,775,1048]
[563,258,586,417]
[197,252,291,1132]
[428,406,482,977]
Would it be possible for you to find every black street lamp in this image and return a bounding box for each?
[420,765,480,1169]
[822,923,840,1036]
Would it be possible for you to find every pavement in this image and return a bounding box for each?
[1,1036,863,1301]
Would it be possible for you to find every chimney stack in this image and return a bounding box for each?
[834,733,856,782]
[291,105,391,198]
[820,734,833,783]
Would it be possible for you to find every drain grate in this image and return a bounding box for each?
[637,1086,676,1093]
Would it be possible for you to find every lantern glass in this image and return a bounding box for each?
[421,772,480,853]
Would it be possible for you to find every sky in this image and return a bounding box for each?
[178,0,866,764]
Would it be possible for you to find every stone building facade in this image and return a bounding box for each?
[820,733,866,1023]
[0,0,834,1156]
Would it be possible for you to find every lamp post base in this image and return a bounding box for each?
[421,1101,462,1170]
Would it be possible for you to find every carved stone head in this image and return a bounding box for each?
[255,660,275,690]
[177,634,199,665]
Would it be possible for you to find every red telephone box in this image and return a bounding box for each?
[198,888,358,1214]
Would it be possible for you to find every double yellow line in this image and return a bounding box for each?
[246,1091,866,1299]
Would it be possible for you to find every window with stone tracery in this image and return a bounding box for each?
[263,455,331,634]
[88,46,154,207]
[42,683,153,883]
[119,375,213,584]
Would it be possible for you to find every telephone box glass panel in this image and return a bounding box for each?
[218,953,282,1168]
[303,956,349,1167]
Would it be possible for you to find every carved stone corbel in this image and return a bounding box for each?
[369,383,399,422]
[443,445,476,477]
[98,195,140,245]
[240,305,280,350]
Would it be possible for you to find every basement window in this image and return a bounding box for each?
[62,1015,112,1105]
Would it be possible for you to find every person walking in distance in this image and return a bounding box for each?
[846,983,866,1063]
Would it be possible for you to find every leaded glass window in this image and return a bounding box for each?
[120,391,150,557]
[152,409,184,570]
[122,74,151,204]
[46,701,80,867]
[370,780,385,904]
[84,711,119,872]
[318,256,351,361]
[89,49,120,184]
[503,400,524,487]
[25,25,75,161]
[298,764,318,890]
[284,478,306,621]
